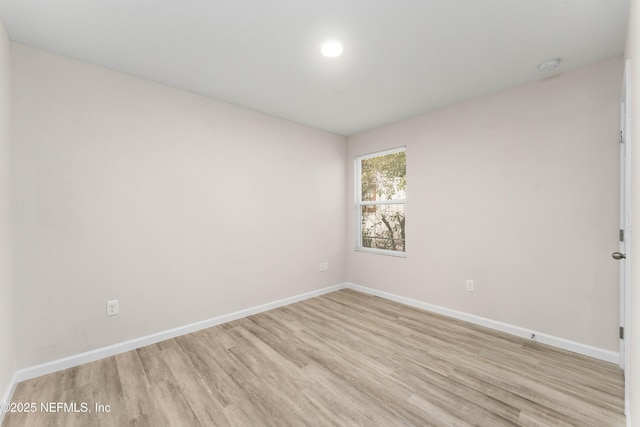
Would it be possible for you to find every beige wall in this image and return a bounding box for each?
[626,0,639,423]
[347,57,623,352]
[10,43,347,368]
[0,20,15,398]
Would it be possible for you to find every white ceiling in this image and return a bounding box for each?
[0,0,630,135]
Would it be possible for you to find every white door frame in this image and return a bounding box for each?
[620,59,631,417]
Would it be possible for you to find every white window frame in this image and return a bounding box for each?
[355,146,406,257]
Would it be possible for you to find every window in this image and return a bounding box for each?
[355,147,406,256]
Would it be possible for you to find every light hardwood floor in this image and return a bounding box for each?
[2,289,625,426]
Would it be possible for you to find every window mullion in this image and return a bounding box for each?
[359,200,406,206]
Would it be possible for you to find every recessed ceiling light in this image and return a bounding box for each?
[321,40,343,58]
[537,58,561,73]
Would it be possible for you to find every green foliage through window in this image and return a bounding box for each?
[357,149,406,254]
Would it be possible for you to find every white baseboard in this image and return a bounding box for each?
[4,280,619,411]
[13,283,347,384]
[0,371,18,424]
[344,283,620,364]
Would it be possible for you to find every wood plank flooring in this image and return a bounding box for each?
[2,289,625,426]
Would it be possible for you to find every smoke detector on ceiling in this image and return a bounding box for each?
[537,58,561,73]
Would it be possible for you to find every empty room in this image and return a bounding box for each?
[1,0,639,426]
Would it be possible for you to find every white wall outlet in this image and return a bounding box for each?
[465,279,474,291]
[106,300,119,316]
[319,261,329,272]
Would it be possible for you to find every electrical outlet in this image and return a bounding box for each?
[465,279,474,291]
[319,261,329,272]
[106,300,119,316]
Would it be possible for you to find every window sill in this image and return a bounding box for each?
[355,247,407,258]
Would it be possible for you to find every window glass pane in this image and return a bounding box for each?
[360,151,406,202]
[361,204,405,252]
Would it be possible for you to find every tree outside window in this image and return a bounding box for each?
[356,148,406,255]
